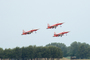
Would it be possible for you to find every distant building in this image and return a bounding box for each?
[71,56,76,60]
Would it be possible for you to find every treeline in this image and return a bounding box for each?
[0,41,90,59]
[46,41,90,59]
[0,46,63,59]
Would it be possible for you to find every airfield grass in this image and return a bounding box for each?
[1,57,90,60]
[60,57,90,60]
[60,57,70,60]
[75,59,90,60]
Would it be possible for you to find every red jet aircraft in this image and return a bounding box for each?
[21,29,39,35]
[46,22,64,29]
[53,31,70,37]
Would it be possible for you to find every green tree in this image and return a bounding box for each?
[0,48,3,58]
[46,46,63,58]
[77,44,87,59]
[70,41,81,56]
[26,45,35,59]
[3,48,12,58]
[46,42,67,57]
[86,47,90,58]
[12,47,22,59]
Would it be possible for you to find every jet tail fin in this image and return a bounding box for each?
[48,23,50,26]
[54,32,56,34]
[23,30,25,33]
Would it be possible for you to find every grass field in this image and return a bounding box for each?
[60,57,70,60]
[60,57,90,60]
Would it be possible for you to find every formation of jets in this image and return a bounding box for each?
[21,22,70,37]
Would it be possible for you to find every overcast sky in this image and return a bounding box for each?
[0,0,90,49]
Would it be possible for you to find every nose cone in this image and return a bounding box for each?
[67,31,70,33]
[62,22,64,24]
[60,22,64,25]
[37,28,40,30]
[65,31,70,33]
[36,29,39,30]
